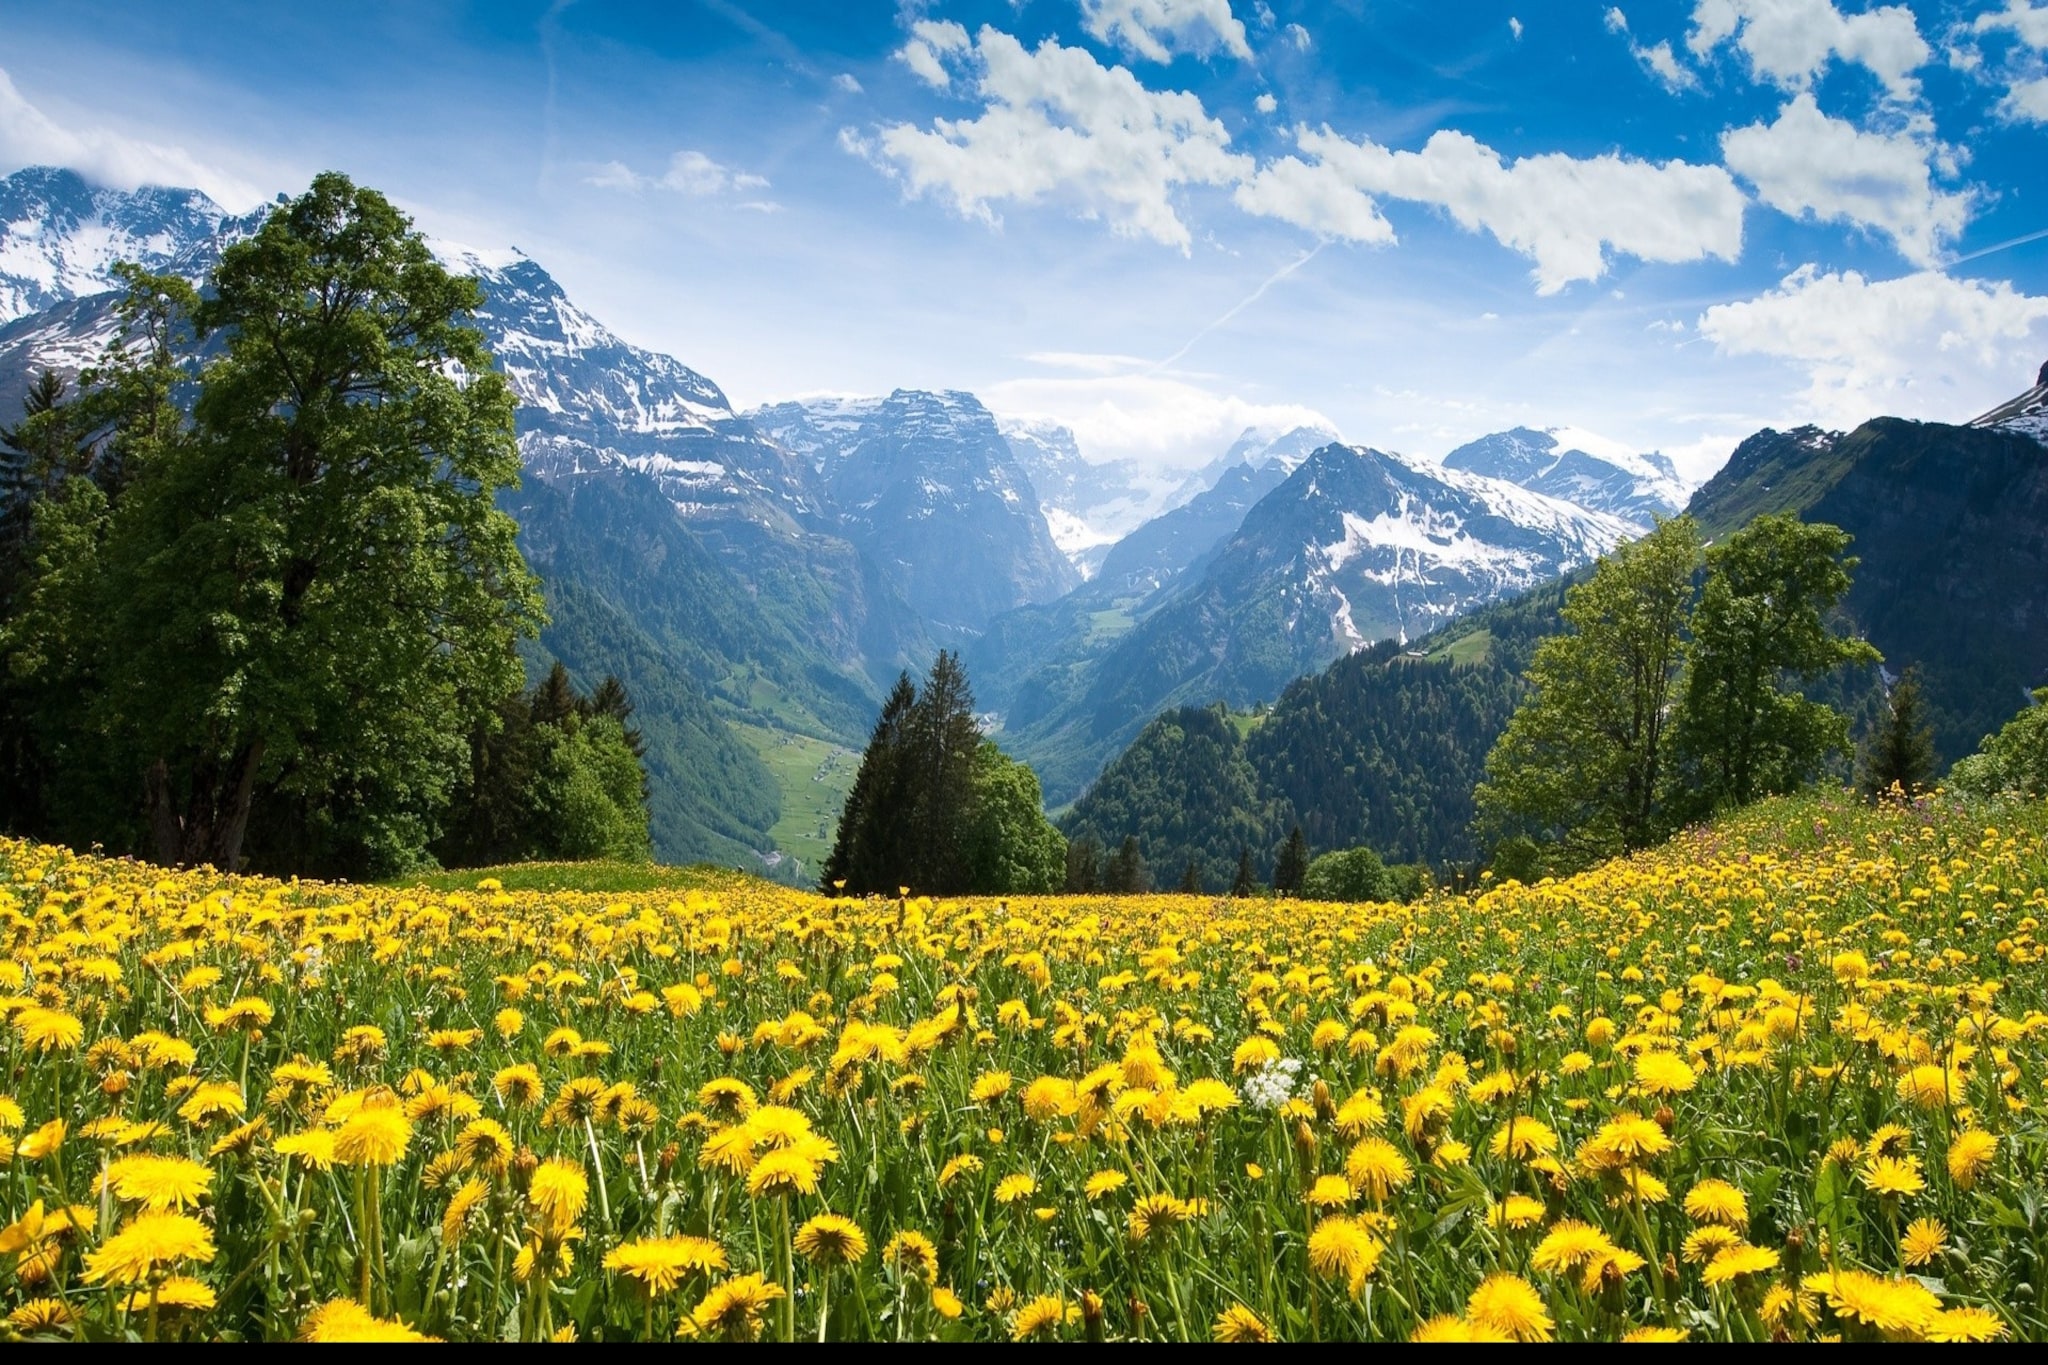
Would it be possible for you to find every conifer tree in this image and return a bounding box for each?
[1273,825,1308,895]
[821,672,916,894]
[901,651,981,892]
[1859,666,1937,799]
[1177,857,1203,894]
[1231,846,1258,897]
[1107,836,1149,894]
[1063,834,1103,893]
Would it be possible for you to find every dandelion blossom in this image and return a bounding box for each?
[1466,1273,1553,1341]
[81,1212,217,1286]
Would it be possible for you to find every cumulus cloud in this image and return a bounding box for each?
[1605,8,1701,90]
[585,149,771,198]
[1976,0,2048,47]
[1720,94,1969,266]
[2001,75,2048,120]
[833,72,864,94]
[1971,1,2048,124]
[1687,0,1929,100]
[986,367,1335,470]
[1283,23,1312,51]
[1698,265,2048,426]
[1254,92,1278,113]
[1234,126,1745,293]
[1080,0,1252,62]
[0,67,266,211]
[860,26,1250,252]
[896,19,971,89]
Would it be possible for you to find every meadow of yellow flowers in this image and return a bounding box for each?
[2,789,2044,1342]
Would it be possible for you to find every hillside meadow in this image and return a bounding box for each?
[2,790,2044,1342]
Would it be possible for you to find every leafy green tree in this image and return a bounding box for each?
[1476,517,1702,861]
[1666,514,1879,821]
[540,713,650,862]
[1273,825,1308,896]
[1859,666,1938,799]
[6,175,545,875]
[1230,847,1258,898]
[1948,690,2048,800]
[1301,846,1392,903]
[964,740,1065,894]
[1106,836,1150,894]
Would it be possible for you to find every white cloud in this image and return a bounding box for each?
[987,368,1334,470]
[1606,9,1704,91]
[896,19,970,90]
[1698,265,2048,427]
[1283,23,1311,51]
[1254,92,1278,113]
[833,72,865,94]
[1687,0,1929,100]
[1719,94,1968,266]
[862,26,1250,252]
[1976,0,2048,48]
[1510,17,1525,41]
[585,149,772,200]
[1080,0,1253,63]
[1972,2,2048,123]
[2001,74,2048,120]
[0,66,266,211]
[1235,126,1745,293]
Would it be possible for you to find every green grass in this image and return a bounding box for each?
[1082,606,1136,645]
[1425,628,1493,666]
[382,861,760,895]
[733,720,858,876]
[1228,709,1267,739]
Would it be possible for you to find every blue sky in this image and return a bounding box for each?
[2,1,2046,478]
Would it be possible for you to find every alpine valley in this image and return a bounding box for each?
[21,164,2036,882]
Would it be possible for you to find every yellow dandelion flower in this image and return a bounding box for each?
[1465,1273,1554,1342]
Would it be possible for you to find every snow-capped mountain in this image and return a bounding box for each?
[1970,360,2048,445]
[438,244,828,531]
[746,394,881,473]
[993,416,1181,576]
[0,167,250,323]
[825,390,1079,636]
[1440,426,1686,530]
[988,441,1635,803]
[1197,444,1632,653]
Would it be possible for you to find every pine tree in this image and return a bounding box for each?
[1177,857,1203,893]
[1231,846,1258,898]
[821,672,916,894]
[531,661,580,727]
[1860,666,1937,799]
[1064,835,1102,893]
[1107,836,1149,894]
[902,650,982,893]
[1273,825,1308,895]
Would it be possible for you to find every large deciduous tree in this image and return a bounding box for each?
[9,173,543,875]
[1475,516,1701,861]
[1665,514,1878,820]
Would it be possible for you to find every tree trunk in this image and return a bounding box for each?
[147,739,265,870]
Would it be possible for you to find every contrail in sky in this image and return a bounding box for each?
[1944,226,2048,268]
[1151,242,1326,374]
